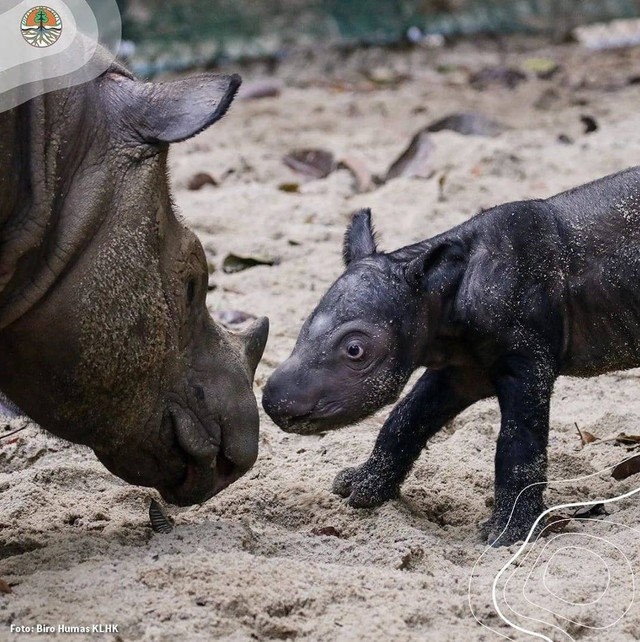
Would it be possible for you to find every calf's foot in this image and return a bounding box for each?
[332,462,399,508]
[480,500,545,547]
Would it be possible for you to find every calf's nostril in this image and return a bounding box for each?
[261,387,278,417]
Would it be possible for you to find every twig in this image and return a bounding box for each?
[0,424,29,441]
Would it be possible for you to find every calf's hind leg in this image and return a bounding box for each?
[333,366,493,508]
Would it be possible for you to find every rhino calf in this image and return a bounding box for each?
[263,167,640,545]
[0,57,268,506]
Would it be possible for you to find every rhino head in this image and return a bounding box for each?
[0,63,268,506]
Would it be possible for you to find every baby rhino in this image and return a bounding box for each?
[263,166,640,545]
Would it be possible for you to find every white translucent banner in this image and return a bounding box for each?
[0,0,121,112]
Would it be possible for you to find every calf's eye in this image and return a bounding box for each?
[346,342,364,360]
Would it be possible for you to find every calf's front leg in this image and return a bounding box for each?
[483,353,555,546]
[333,366,493,508]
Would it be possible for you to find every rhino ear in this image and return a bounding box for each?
[404,239,465,296]
[343,209,378,266]
[108,72,242,145]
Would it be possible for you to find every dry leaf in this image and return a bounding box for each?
[575,422,598,446]
[222,254,280,274]
[573,504,608,519]
[612,454,640,481]
[311,526,341,538]
[541,514,570,535]
[278,182,300,193]
[581,114,598,134]
[0,579,12,594]
[613,433,640,446]
[385,130,435,181]
[337,156,375,193]
[469,66,527,90]
[187,172,218,191]
[426,112,506,137]
[522,57,559,78]
[283,149,336,179]
[238,79,281,100]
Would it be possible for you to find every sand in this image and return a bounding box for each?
[3,38,640,641]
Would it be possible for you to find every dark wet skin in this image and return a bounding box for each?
[263,166,640,545]
[0,58,268,506]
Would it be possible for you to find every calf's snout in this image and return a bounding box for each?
[262,361,318,430]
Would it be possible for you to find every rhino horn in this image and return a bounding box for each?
[225,317,269,381]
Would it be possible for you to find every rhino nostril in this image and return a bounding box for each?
[193,385,205,403]
[213,451,244,494]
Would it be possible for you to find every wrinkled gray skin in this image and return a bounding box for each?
[264,167,640,544]
[0,58,269,506]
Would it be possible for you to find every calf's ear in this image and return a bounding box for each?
[343,209,378,266]
[404,239,465,296]
[106,72,242,145]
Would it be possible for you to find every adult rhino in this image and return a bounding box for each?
[0,60,268,506]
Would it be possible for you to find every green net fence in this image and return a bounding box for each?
[120,0,640,74]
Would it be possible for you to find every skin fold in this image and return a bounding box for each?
[263,167,640,545]
[0,57,268,506]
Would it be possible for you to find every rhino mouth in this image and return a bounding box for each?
[158,403,242,506]
[272,411,348,435]
[265,397,350,435]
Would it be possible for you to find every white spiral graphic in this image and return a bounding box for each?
[468,453,640,641]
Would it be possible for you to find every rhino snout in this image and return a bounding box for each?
[159,394,260,507]
[153,318,268,507]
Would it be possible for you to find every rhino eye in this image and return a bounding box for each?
[346,341,364,360]
[186,278,197,305]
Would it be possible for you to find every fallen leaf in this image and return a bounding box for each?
[581,114,598,134]
[0,579,12,594]
[222,254,280,274]
[283,149,335,179]
[187,172,218,191]
[575,422,598,447]
[385,130,435,181]
[612,454,640,481]
[437,173,447,201]
[612,433,640,446]
[573,504,608,519]
[522,57,559,78]
[238,79,281,100]
[278,182,300,193]
[542,515,570,535]
[310,526,341,538]
[337,156,376,193]
[426,112,505,137]
[469,66,527,90]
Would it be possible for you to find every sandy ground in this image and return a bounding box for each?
[3,38,640,641]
